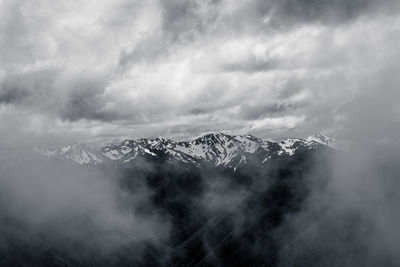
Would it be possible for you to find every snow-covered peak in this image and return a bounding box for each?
[233,135,261,153]
[278,138,303,156]
[192,132,231,144]
[306,133,331,144]
[306,133,349,150]
[147,138,176,150]
[36,132,341,168]
[173,132,263,166]
[37,143,103,165]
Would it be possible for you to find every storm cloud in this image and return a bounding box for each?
[0,0,399,145]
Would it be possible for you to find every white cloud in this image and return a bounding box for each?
[0,0,399,144]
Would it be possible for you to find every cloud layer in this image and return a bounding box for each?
[0,0,399,145]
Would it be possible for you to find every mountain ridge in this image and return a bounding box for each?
[36,132,343,168]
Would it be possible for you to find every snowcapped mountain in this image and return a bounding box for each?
[35,143,104,166]
[305,133,351,151]
[0,132,359,267]
[36,133,342,169]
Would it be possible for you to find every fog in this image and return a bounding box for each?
[273,143,400,266]
[0,0,399,265]
[0,153,169,264]
[0,137,399,266]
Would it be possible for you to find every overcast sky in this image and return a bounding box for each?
[1,0,400,146]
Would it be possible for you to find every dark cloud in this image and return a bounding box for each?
[0,69,117,123]
[160,0,220,42]
[0,0,399,143]
[117,36,167,69]
[59,75,113,122]
[61,90,114,122]
[273,0,373,24]
[232,0,399,31]
[239,103,293,120]
[222,56,276,73]
[0,87,28,104]
[0,69,58,106]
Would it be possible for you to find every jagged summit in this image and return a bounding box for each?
[36,132,344,168]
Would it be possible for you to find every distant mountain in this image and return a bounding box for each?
[36,133,342,169]
[35,143,104,166]
[305,133,351,151]
[0,133,358,267]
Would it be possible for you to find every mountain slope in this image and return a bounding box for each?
[36,133,341,169]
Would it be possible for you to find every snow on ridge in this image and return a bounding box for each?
[174,133,261,166]
[278,139,299,156]
[36,143,104,165]
[36,132,341,166]
[234,135,261,153]
[103,149,124,160]
[305,133,350,150]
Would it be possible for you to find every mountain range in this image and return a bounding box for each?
[36,133,346,170]
[0,132,361,266]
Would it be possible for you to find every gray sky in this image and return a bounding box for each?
[1,0,399,146]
